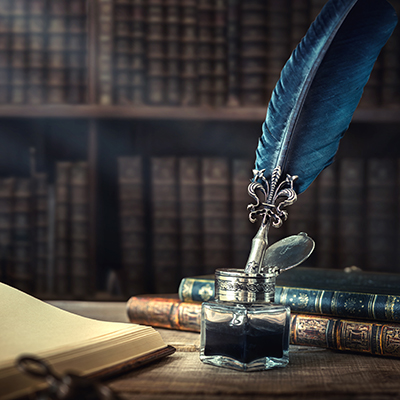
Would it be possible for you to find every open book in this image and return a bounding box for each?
[0,283,174,400]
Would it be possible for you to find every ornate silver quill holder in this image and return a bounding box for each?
[244,167,314,275]
[199,167,314,371]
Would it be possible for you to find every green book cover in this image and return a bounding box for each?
[178,267,400,322]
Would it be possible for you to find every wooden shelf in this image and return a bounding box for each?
[0,105,399,122]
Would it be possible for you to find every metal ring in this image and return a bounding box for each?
[16,355,56,379]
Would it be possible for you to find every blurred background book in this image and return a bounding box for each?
[0,0,399,299]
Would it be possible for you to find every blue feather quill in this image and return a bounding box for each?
[245,0,397,274]
[256,0,397,195]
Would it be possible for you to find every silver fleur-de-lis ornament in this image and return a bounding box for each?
[245,167,301,274]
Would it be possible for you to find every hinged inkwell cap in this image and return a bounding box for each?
[215,232,315,304]
[215,167,315,305]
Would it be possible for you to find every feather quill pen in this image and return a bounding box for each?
[245,0,397,273]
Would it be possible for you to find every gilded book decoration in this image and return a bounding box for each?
[178,267,400,323]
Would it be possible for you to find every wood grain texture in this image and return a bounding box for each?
[107,344,400,400]
[50,300,400,400]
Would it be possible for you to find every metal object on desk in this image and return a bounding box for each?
[199,169,315,371]
[17,355,120,400]
[245,168,299,274]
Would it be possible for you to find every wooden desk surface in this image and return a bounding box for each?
[50,300,400,400]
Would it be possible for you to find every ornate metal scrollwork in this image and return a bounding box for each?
[247,167,298,228]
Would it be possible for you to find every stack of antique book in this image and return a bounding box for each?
[126,266,400,358]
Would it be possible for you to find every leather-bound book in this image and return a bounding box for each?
[118,156,147,295]
[54,162,72,296]
[146,0,166,105]
[179,157,202,278]
[98,0,114,105]
[240,0,267,106]
[201,157,231,274]
[70,162,90,297]
[180,0,198,106]
[151,157,180,292]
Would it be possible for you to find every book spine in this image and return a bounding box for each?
[118,156,146,295]
[398,159,400,280]
[66,0,88,104]
[54,161,71,295]
[46,183,56,295]
[0,178,14,285]
[46,1,68,104]
[359,55,382,108]
[178,276,400,323]
[126,295,400,358]
[290,313,400,358]
[309,0,325,22]
[114,0,133,105]
[365,159,397,272]
[213,0,227,107]
[98,0,114,105]
[201,157,231,274]
[338,159,365,269]
[316,165,338,269]
[275,286,400,322]
[0,0,10,104]
[132,0,146,105]
[146,0,166,105]
[284,177,318,257]
[165,0,180,105]
[180,0,197,106]
[231,159,255,268]
[239,0,267,106]
[9,0,28,104]
[151,157,180,293]
[179,157,202,277]
[265,0,291,98]
[11,178,33,293]
[33,173,49,294]
[381,0,400,107]
[127,295,202,332]
[289,0,310,52]
[178,275,214,302]
[12,1,29,104]
[70,162,90,298]
[197,0,214,106]
[226,0,240,107]
[26,0,46,105]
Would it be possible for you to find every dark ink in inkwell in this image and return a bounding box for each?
[200,269,291,371]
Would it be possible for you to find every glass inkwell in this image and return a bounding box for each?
[200,168,315,371]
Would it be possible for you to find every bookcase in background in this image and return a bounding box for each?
[0,0,399,298]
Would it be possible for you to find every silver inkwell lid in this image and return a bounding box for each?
[215,168,315,304]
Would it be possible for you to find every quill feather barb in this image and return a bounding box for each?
[256,0,397,195]
[245,0,397,274]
